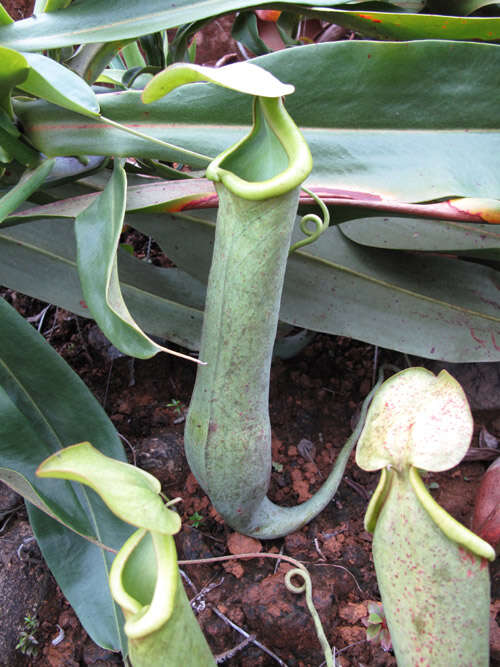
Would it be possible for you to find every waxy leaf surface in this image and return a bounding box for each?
[16,41,500,202]
[38,442,181,535]
[131,209,500,362]
[340,215,500,255]
[0,0,499,50]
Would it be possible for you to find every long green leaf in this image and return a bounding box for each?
[0,0,499,50]
[0,0,285,50]
[10,177,500,227]
[15,41,500,201]
[18,51,100,117]
[0,217,205,349]
[0,124,40,166]
[0,45,28,115]
[67,41,133,84]
[304,8,500,40]
[74,161,200,361]
[7,177,215,223]
[4,197,500,360]
[0,297,131,651]
[0,5,13,25]
[0,159,54,223]
[131,209,500,361]
[340,216,500,257]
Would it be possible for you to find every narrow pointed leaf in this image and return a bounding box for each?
[305,9,500,40]
[75,161,199,362]
[18,51,100,117]
[340,215,500,256]
[0,296,131,651]
[8,177,216,222]
[0,159,54,223]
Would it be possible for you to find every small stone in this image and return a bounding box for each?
[222,560,244,579]
[339,601,368,624]
[292,479,311,502]
[338,624,366,644]
[336,657,350,667]
[227,532,262,556]
[117,400,132,415]
[322,534,345,560]
[185,473,199,494]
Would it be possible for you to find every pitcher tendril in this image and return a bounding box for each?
[289,187,330,254]
[285,567,333,667]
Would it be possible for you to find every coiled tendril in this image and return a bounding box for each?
[289,187,330,254]
[285,567,334,667]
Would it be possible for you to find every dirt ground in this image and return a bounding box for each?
[3,289,499,667]
[2,286,500,667]
[1,1,499,665]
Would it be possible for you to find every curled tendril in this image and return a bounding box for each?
[284,567,334,667]
[289,187,330,254]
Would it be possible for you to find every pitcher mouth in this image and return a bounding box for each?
[206,95,312,201]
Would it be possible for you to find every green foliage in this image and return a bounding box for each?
[188,511,203,527]
[362,602,391,652]
[0,0,499,660]
[16,615,40,657]
[0,297,132,652]
[166,398,183,415]
[38,444,215,666]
